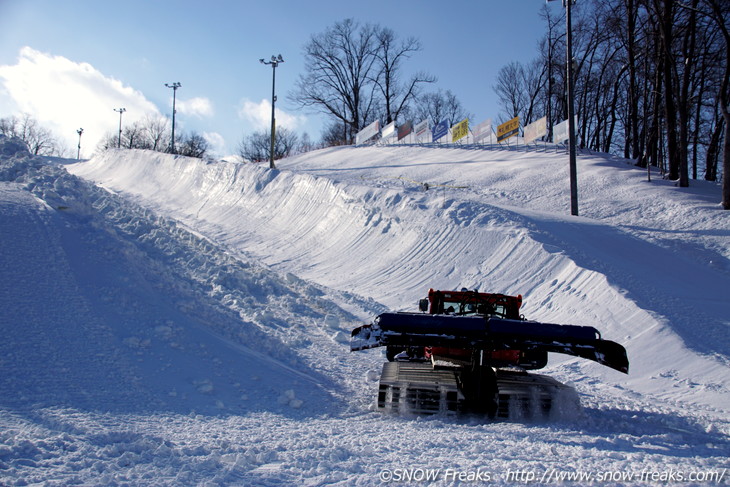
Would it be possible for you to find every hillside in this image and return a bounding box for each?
[1,136,728,485]
[69,144,730,409]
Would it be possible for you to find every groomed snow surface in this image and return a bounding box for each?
[1,134,728,485]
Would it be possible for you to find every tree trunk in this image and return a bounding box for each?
[627,0,641,161]
[722,104,730,208]
[676,0,698,187]
[705,112,722,181]
[655,0,681,181]
[704,0,730,208]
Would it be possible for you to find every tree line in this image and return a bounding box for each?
[494,0,729,208]
[0,114,67,157]
[97,115,210,158]
[287,18,471,146]
[240,16,473,162]
[1,113,211,159]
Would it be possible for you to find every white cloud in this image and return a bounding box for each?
[0,46,161,155]
[177,97,213,118]
[238,98,305,131]
[203,131,226,156]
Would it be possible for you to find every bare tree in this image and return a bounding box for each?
[701,0,730,208]
[94,116,188,157]
[413,89,472,127]
[488,0,727,205]
[122,122,148,150]
[142,115,170,152]
[494,60,547,125]
[96,121,152,151]
[238,127,300,163]
[291,19,380,143]
[372,27,436,124]
[0,114,61,156]
[292,19,435,145]
[177,132,209,158]
[494,62,529,121]
[320,120,353,147]
[651,0,684,186]
[538,4,566,141]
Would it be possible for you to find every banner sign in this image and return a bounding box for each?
[355,120,380,145]
[473,118,492,142]
[381,121,396,139]
[414,119,429,141]
[552,116,577,144]
[397,121,413,141]
[451,118,469,142]
[553,119,568,143]
[524,116,547,144]
[497,116,520,142]
[431,119,449,142]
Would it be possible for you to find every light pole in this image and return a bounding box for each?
[260,54,284,169]
[547,0,578,216]
[165,82,181,154]
[565,0,578,216]
[114,108,126,148]
[76,128,84,160]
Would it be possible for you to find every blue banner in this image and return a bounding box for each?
[431,119,449,142]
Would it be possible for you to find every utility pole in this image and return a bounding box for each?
[546,10,554,143]
[165,82,181,154]
[260,54,284,169]
[565,0,579,216]
[114,108,126,148]
[546,0,578,216]
[76,128,83,160]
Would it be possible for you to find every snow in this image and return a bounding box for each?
[1,134,729,485]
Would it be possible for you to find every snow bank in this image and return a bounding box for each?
[0,138,375,418]
[70,145,730,413]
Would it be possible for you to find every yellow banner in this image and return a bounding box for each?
[451,118,469,142]
[497,116,520,142]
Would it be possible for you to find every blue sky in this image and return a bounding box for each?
[0,0,552,157]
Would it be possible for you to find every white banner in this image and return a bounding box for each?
[355,120,380,145]
[381,121,396,139]
[553,116,577,144]
[414,119,429,140]
[553,119,568,144]
[473,118,492,142]
[524,116,547,144]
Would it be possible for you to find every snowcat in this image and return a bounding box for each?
[351,288,629,418]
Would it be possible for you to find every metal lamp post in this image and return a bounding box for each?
[565,0,578,216]
[165,82,181,154]
[76,128,83,160]
[260,54,284,169]
[547,0,578,216]
[114,108,126,148]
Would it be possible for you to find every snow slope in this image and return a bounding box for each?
[1,135,729,485]
[69,144,730,410]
